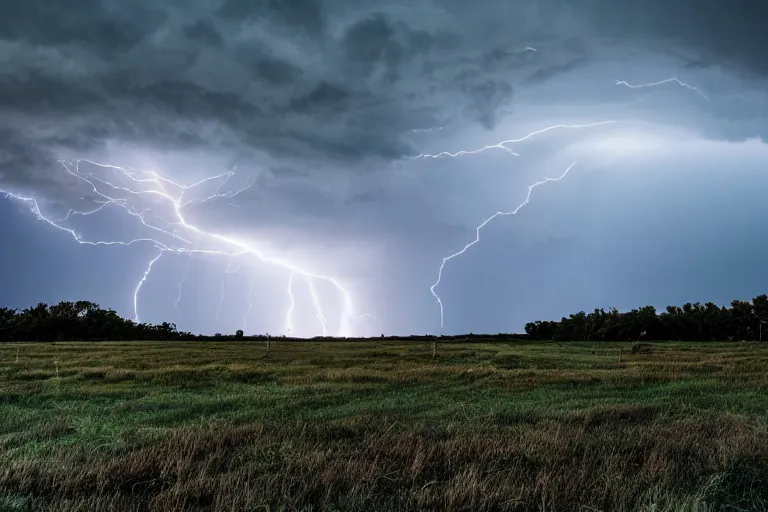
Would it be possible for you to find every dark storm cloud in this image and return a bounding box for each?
[182,20,224,48]
[524,57,589,85]
[462,79,514,130]
[572,0,768,77]
[0,0,543,190]
[0,0,165,51]
[268,166,308,179]
[1,0,767,196]
[216,0,326,35]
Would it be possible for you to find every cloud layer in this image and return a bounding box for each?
[2,0,767,189]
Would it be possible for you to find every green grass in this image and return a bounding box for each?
[1,340,768,511]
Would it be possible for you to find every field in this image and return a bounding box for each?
[2,341,768,511]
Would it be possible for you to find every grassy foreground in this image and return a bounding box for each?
[1,341,768,511]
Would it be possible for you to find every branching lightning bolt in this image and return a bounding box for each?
[430,161,578,329]
[614,78,708,100]
[1,159,359,337]
[423,74,706,329]
[413,121,618,159]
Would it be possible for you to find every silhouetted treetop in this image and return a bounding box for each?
[525,294,768,342]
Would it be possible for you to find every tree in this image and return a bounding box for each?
[525,293,768,341]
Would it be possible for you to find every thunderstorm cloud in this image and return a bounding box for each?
[1,0,768,335]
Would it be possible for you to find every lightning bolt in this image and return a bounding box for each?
[614,78,708,100]
[307,276,328,336]
[134,250,165,323]
[216,278,226,323]
[175,253,192,318]
[430,161,578,329]
[1,191,163,249]
[413,121,618,159]
[1,159,359,337]
[421,76,708,329]
[285,272,296,336]
[412,127,444,134]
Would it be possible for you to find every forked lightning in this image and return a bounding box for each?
[2,160,355,336]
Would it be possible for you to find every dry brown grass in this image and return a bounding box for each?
[3,417,767,511]
[2,341,768,511]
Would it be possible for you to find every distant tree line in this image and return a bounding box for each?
[0,300,537,343]
[0,301,515,342]
[6,295,768,343]
[0,301,196,342]
[525,295,768,342]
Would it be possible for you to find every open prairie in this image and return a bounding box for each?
[2,341,768,511]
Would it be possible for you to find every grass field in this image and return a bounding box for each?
[2,340,768,511]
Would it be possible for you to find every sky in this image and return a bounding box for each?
[1,0,768,337]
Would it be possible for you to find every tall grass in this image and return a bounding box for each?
[1,341,767,510]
